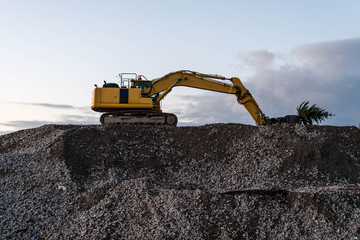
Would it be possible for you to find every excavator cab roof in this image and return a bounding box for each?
[116,72,151,90]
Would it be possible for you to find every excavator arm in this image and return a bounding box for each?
[142,70,266,125]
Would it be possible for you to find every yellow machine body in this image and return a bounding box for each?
[92,87,154,113]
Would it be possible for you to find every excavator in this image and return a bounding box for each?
[91,70,297,126]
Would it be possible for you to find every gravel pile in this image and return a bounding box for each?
[1,123,359,239]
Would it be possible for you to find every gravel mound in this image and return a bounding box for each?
[1,123,359,239]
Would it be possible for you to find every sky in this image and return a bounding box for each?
[1,1,359,134]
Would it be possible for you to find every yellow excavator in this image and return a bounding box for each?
[91,70,293,126]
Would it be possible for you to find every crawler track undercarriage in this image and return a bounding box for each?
[100,110,178,126]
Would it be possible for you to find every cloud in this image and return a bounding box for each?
[1,120,56,129]
[292,38,360,73]
[0,114,100,134]
[236,49,276,69]
[57,113,100,124]
[243,38,360,126]
[10,102,76,109]
[0,102,100,135]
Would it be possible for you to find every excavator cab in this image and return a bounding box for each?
[132,80,152,91]
[118,73,137,88]
[117,73,152,91]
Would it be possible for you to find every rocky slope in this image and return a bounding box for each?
[0,123,359,239]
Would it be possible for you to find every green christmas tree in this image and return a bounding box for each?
[297,101,335,125]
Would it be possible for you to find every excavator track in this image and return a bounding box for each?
[100,110,178,126]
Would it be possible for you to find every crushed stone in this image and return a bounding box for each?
[0,123,359,239]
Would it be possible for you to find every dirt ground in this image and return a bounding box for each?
[1,123,359,239]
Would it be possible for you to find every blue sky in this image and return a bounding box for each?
[1,1,359,134]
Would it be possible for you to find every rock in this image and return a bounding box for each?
[0,123,359,239]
